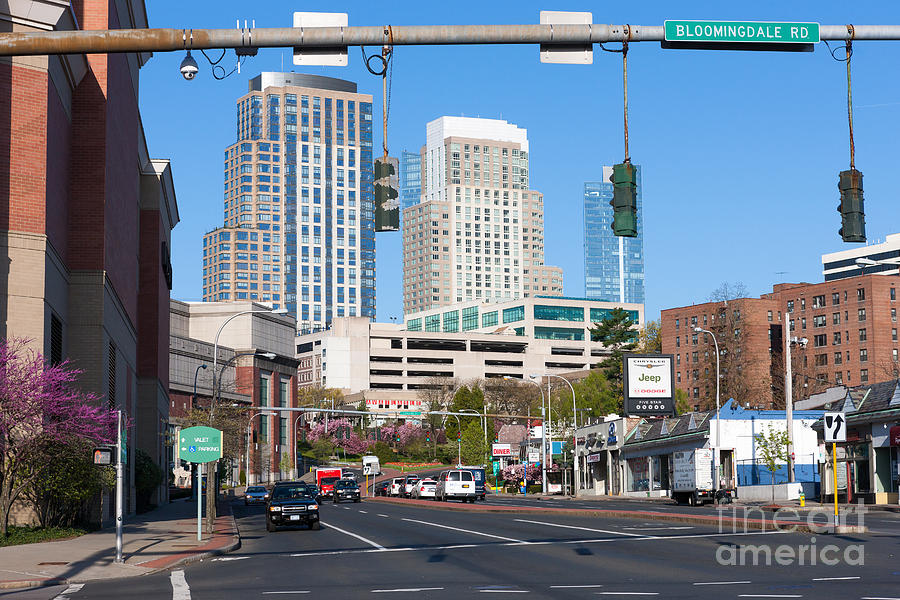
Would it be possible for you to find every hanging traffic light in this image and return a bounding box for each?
[609,162,637,237]
[374,157,400,232]
[837,168,866,243]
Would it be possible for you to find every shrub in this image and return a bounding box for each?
[134,448,163,513]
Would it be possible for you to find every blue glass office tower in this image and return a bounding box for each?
[202,73,376,332]
[400,150,422,226]
[584,165,644,304]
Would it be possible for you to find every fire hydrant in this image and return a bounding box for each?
[799,491,806,507]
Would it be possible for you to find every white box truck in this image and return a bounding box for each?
[672,448,714,506]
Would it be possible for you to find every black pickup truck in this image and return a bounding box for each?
[266,481,320,532]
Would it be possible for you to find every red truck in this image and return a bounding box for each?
[315,467,343,499]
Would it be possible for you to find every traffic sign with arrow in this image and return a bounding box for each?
[824,412,846,443]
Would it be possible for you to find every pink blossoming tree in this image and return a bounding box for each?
[0,339,118,536]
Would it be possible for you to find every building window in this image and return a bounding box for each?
[832,292,840,306]
[833,312,841,325]
[787,300,794,313]
[860,348,868,362]
[801,298,806,311]
[833,332,842,345]
[260,376,269,406]
[462,306,479,331]
[893,308,897,322]
[534,326,584,341]
[860,369,869,383]
[835,372,843,384]
[675,318,680,330]
[676,337,681,348]
[815,354,828,367]
[534,305,584,322]
[502,305,525,324]
[858,308,866,322]
[812,295,826,308]
[801,318,806,330]
[893,348,898,362]
[767,311,773,322]
[482,311,498,328]
[834,352,843,365]
[859,328,867,342]
[691,333,698,345]
[893,328,898,342]
[425,314,440,332]
[693,387,699,399]
[442,311,459,333]
[891,287,896,301]
[813,315,826,328]
[279,417,288,446]
[279,380,288,408]
[677,372,682,383]
[813,334,827,347]
[857,288,866,301]
[407,318,422,332]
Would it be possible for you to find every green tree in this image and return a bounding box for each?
[447,384,484,439]
[311,438,336,462]
[589,308,638,401]
[460,420,487,465]
[572,369,621,418]
[279,451,294,476]
[636,319,662,353]
[674,388,691,416]
[755,425,790,504]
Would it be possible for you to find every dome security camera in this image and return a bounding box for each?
[180,50,199,80]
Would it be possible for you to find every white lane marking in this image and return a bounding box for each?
[288,529,786,558]
[211,556,250,561]
[401,517,526,543]
[479,591,529,594]
[378,514,390,518]
[693,581,751,586]
[262,592,311,595]
[812,576,860,581]
[372,588,444,593]
[55,584,84,599]
[737,596,803,598]
[170,570,191,600]
[358,510,368,514]
[320,520,385,550]
[550,585,604,588]
[596,593,658,596]
[622,526,694,531]
[514,519,645,537]
[861,597,900,600]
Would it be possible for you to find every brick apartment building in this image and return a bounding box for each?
[0,1,178,524]
[661,273,899,410]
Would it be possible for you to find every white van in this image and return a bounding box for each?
[362,455,381,476]
[435,469,476,503]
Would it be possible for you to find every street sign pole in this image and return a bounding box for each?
[197,462,203,541]
[115,409,124,563]
[833,442,839,531]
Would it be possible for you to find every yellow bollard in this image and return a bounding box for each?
[799,491,805,507]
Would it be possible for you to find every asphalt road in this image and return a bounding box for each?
[22,496,900,599]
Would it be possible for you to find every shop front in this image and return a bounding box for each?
[575,418,627,496]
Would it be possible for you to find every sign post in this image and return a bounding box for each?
[115,410,124,563]
[824,412,846,531]
[180,426,224,541]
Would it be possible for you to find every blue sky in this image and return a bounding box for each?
[139,2,900,323]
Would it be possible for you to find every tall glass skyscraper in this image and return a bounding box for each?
[201,73,376,332]
[584,165,644,304]
[400,150,422,224]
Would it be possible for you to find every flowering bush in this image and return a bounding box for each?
[500,462,542,483]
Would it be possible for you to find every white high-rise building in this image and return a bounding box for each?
[402,117,562,315]
[822,232,900,281]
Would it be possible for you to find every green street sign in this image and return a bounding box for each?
[399,411,421,416]
[664,20,820,44]
[179,426,223,464]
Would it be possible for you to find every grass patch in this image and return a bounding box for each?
[0,526,87,547]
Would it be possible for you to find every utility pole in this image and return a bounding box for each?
[115,409,124,563]
[784,311,794,483]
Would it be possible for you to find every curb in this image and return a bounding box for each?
[366,497,868,534]
[0,504,242,591]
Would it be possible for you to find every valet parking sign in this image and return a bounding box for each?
[623,354,676,417]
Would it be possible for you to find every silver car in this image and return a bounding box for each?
[244,485,269,505]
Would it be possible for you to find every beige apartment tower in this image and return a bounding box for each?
[402,117,562,315]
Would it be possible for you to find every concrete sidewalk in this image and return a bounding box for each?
[0,495,240,590]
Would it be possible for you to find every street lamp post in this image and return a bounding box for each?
[247,411,277,486]
[782,312,808,485]
[459,408,486,465]
[207,306,287,534]
[694,327,721,492]
[520,377,547,492]
[192,364,207,409]
[293,412,305,480]
[543,374,577,496]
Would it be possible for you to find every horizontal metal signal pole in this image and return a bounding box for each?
[1,24,899,56]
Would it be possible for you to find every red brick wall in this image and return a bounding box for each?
[45,78,71,261]
[0,63,48,234]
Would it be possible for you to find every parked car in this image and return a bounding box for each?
[435,469,477,502]
[373,480,391,497]
[411,479,438,499]
[244,485,269,505]
[333,479,361,503]
[389,477,405,496]
[402,474,421,497]
[265,481,320,532]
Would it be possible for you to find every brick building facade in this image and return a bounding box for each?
[0,1,178,524]
[661,274,899,410]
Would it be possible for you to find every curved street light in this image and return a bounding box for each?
[246,410,277,487]
[192,364,207,409]
[543,374,577,496]
[506,375,547,492]
[694,326,721,491]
